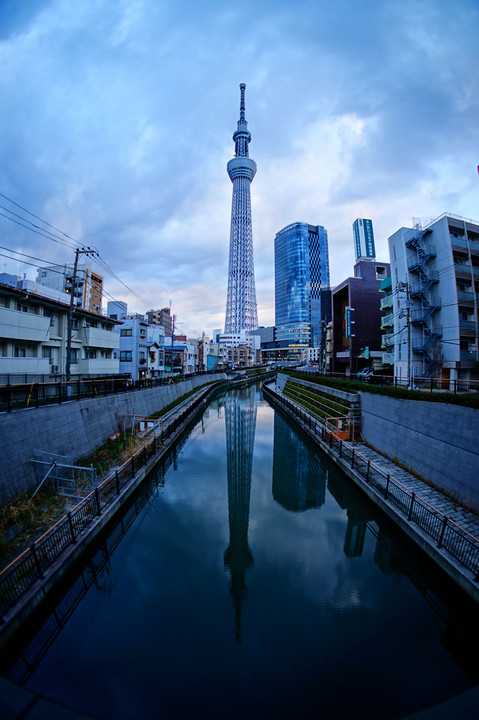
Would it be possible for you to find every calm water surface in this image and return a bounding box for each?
[2,384,478,719]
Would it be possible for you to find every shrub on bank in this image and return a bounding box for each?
[286,372,479,409]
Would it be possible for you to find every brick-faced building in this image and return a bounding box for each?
[332,260,390,375]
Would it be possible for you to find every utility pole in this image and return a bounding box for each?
[398,281,411,387]
[66,247,97,383]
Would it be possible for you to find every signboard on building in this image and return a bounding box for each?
[353,218,376,261]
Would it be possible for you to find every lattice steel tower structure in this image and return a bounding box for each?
[224,83,258,333]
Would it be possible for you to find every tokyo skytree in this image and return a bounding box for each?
[224,83,258,333]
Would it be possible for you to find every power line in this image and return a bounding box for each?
[0,194,162,312]
[0,192,81,248]
[0,211,78,249]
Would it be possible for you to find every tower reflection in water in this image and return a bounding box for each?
[223,387,257,642]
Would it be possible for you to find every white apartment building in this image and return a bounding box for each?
[36,259,103,314]
[218,330,261,366]
[147,324,166,378]
[388,213,479,384]
[0,275,119,382]
[108,304,166,381]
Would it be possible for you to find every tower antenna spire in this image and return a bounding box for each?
[239,83,246,121]
[225,83,258,334]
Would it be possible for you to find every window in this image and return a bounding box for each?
[42,347,52,360]
[84,349,97,360]
[16,303,28,313]
[120,328,132,336]
[14,346,26,358]
[120,351,132,362]
[71,349,78,363]
[140,329,146,338]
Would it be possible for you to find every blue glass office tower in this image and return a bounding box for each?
[275,223,330,354]
[224,84,258,334]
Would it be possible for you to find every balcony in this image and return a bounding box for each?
[0,307,51,342]
[461,349,478,361]
[381,313,394,329]
[457,291,476,306]
[459,321,478,337]
[382,333,394,347]
[82,326,119,350]
[0,356,51,374]
[450,235,468,251]
[380,295,393,310]
[382,352,394,365]
[79,358,120,375]
[454,263,472,279]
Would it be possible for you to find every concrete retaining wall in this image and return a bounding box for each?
[0,374,226,504]
[359,392,479,511]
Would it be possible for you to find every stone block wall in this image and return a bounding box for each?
[0,374,225,504]
[359,392,479,511]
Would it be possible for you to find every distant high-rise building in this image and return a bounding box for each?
[353,218,376,262]
[274,222,331,359]
[224,84,258,334]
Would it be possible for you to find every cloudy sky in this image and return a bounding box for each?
[1,0,478,336]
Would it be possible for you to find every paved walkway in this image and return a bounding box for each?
[355,443,479,540]
[265,382,479,599]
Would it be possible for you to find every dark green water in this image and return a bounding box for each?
[2,384,478,719]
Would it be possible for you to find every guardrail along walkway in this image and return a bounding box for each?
[263,383,479,595]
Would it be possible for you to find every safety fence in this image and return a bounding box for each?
[5,432,191,684]
[295,369,479,395]
[263,384,479,582]
[0,370,225,413]
[0,381,222,622]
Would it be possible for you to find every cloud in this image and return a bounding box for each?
[0,0,478,335]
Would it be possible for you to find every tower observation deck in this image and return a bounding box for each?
[224,83,258,334]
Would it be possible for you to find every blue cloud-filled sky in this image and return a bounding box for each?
[1,0,478,336]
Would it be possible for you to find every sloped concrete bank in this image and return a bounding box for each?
[0,373,227,504]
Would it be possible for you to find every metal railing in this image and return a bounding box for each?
[263,384,479,582]
[0,370,224,413]
[0,381,222,621]
[294,370,479,396]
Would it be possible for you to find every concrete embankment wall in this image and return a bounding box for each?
[0,373,226,504]
[359,392,479,511]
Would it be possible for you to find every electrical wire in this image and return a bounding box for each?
[0,194,165,314]
[0,193,81,248]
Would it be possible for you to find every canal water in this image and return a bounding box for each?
[2,383,478,719]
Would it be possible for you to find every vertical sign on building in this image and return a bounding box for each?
[353,218,376,261]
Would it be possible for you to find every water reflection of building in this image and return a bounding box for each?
[327,466,370,558]
[272,413,326,512]
[224,388,258,642]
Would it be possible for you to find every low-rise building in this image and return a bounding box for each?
[0,275,119,382]
[107,304,164,381]
[332,260,390,376]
